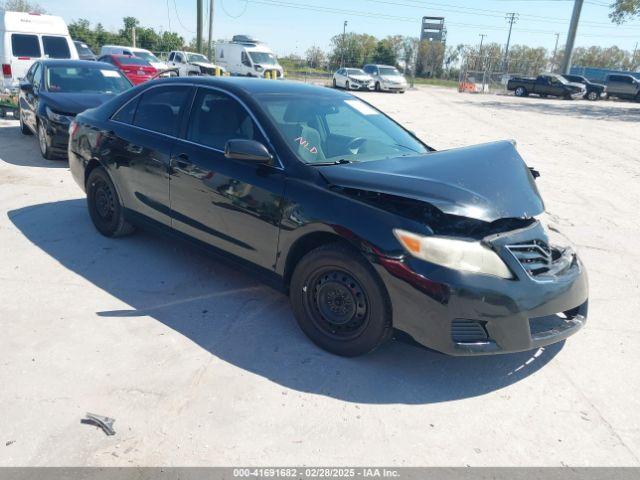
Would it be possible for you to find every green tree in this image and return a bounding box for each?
[372,39,397,65]
[416,41,445,77]
[609,0,640,23]
[305,46,326,68]
[0,0,45,13]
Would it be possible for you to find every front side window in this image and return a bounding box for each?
[133,86,190,136]
[257,93,427,165]
[31,63,42,90]
[45,66,131,93]
[186,89,260,151]
[42,36,71,59]
[241,51,251,67]
[175,53,184,63]
[11,34,41,57]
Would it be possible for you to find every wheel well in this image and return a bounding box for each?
[84,158,103,187]
[283,231,354,289]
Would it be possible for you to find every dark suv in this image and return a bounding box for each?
[562,74,606,101]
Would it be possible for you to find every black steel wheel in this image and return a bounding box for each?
[290,244,392,356]
[87,167,135,238]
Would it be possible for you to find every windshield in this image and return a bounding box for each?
[379,67,401,76]
[133,51,160,63]
[45,66,131,94]
[249,51,277,65]
[346,69,366,75]
[187,53,209,63]
[75,43,94,55]
[256,93,427,165]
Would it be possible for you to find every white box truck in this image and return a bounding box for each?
[1,11,78,91]
[215,35,283,78]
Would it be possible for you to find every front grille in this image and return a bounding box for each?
[506,239,553,276]
[451,319,489,343]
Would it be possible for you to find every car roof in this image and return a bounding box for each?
[39,59,117,69]
[144,76,350,98]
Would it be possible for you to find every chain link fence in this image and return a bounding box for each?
[458,54,552,94]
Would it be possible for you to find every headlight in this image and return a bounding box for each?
[393,229,513,279]
[46,106,71,123]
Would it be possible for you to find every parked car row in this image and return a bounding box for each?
[332,64,408,93]
[507,71,640,102]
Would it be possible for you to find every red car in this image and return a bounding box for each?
[97,54,157,85]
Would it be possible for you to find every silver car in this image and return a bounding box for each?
[332,68,374,91]
[363,64,408,93]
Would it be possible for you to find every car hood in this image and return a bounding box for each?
[40,92,117,115]
[319,140,544,223]
[190,61,215,68]
[348,74,372,81]
[566,81,586,90]
[381,75,406,83]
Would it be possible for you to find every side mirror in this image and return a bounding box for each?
[224,139,273,165]
[20,82,33,93]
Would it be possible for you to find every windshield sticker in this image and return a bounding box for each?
[101,70,120,78]
[345,99,379,115]
[294,136,318,154]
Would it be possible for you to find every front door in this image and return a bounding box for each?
[107,84,193,226]
[169,87,285,270]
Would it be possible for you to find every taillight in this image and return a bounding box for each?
[2,64,11,77]
[69,120,80,138]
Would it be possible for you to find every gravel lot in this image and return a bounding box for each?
[1,86,639,466]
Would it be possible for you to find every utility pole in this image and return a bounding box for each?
[478,33,486,70]
[207,0,214,60]
[632,42,638,70]
[340,20,348,68]
[503,12,518,71]
[196,0,203,53]
[552,33,559,72]
[561,0,584,74]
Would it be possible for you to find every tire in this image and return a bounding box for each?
[290,243,392,357]
[587,91,599,101]
[539,93,547,99]
[375,81,381,92]
[37,120,54,160]
[86,166,135,238]
[333,78,337,88]
[19,109,32,135]
[514,86,527,97]
[345,80,350,90]
[399,90,406,94]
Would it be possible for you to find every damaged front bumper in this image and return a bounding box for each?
[374,221,588,355]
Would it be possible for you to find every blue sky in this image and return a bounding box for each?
[41,0,640,55]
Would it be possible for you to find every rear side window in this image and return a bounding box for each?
[113,96,140,124]
[42,36,71,59]
[11,34,41,57]
[133,86,190,136]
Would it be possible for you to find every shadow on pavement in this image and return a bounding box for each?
[8,199,564,404]
[463,98,640,122]
[0,121,67,168]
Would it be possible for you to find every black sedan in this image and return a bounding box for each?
[19,59,132,159]
[68,77,588,357]
[563,74,606,101]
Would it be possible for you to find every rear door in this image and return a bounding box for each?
[107,84,193,227]
[169,87,285,269]
[8,33,41,86]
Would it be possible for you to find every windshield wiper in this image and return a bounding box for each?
[309,159,357,166]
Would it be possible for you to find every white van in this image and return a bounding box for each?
[99,45,167,71]
[1,11,78,90]
[215,35,283,78]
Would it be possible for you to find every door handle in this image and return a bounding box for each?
[170,153,193,173]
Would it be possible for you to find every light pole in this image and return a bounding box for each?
[341,20,348,68]
[552,33,559,72]
[561,0,584,74]
[478,33,486,70]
